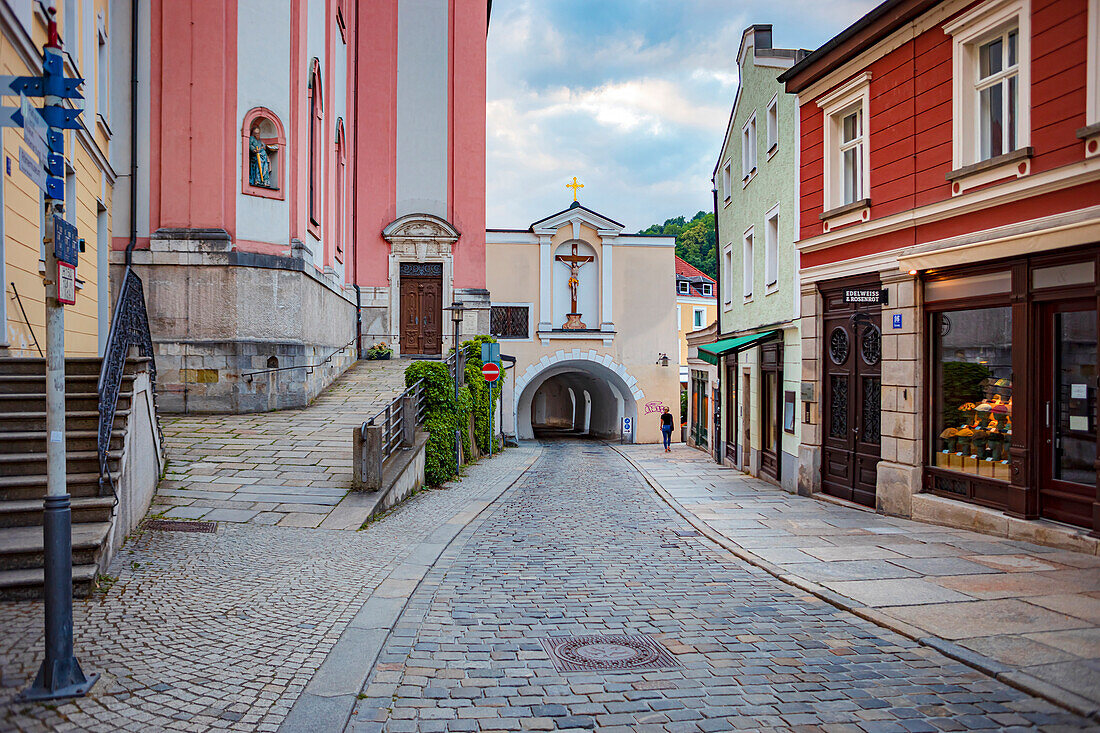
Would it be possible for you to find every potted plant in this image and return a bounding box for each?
[365,341,393,360]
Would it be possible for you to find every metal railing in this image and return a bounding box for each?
[364,378,425,463]
[241,336,357,383]
[97,267,161,497]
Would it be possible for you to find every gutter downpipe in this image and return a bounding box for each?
[351,4,361,359]
[712,185,726,465]
[125,0,138,268]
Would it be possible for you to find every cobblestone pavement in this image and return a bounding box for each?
[155,360,409,528]
[349,439,1095,732]
[0,445,540,732]
[616,443,1100,717]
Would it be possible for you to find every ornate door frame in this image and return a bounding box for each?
[383,214,460,357]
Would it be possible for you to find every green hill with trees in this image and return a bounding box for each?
[640,211,716,278]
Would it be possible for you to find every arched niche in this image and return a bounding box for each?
[242,107,286,200]
[553,239,598,329]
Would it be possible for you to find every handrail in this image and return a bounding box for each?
[97,266,160,497]
[362,378,425,463]
[241,336,357,382]
[9,283,42,357]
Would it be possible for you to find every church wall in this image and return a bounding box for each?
[235,0,291,250]
[449,0,487,290]
[396,0,448,221]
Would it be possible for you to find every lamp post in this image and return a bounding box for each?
[447,301,464,473]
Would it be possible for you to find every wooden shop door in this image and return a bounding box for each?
[821,282,882,507]
[399,275,443,355]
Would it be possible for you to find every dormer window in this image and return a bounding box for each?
[678,281,690,295]
[700,283,712,297]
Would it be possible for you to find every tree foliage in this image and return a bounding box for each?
[640,210,717,278]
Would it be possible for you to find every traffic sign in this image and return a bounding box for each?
[622,416,633,433]
[18,146,46,191]
[57,262,76,305]
[20,94,47,149]
[480,342,500,365]
[53,215,78,265]
[481,362,500,382]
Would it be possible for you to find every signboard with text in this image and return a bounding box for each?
[842,288,888,305]
[57,261,76,305]
[53,214,78,265]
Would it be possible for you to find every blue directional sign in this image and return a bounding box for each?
[53,214,78,266]
[18,147,46,192]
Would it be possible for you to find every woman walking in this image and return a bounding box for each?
[659,407,674,453]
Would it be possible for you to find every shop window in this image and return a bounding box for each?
[932,306,1014,482]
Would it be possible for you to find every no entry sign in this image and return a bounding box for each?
[482,362,500,382]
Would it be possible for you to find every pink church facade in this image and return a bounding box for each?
[110,0,488,412]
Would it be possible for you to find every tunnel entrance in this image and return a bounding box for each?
[516,359,638,441]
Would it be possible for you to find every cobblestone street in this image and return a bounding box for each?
[347,439,1096,732]
[0,445,540,732]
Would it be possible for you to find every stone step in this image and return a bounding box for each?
[0,563,98,600]
[0,356,149,377]
[0,472,116,501]
[0,429,124,454]
[0,408,130,432]
[0,373,115,394]
[0,449,122,477]
[0,522,110,571]
[0,496,115,528]
[0,392,131,413]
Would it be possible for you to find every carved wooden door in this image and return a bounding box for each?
[821,281,882,507]
[400,274,443,355]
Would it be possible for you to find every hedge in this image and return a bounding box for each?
[404,336,503,486]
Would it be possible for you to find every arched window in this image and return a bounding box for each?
[241,107,286,200]
[308,58,324,231]
[334,118,346,263]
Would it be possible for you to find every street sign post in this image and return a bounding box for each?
[19,2,96,704]
[621,416,633,444]
[481,360,501,458]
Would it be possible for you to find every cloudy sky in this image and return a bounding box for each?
[486,0,877,232]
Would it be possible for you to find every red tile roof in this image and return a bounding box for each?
[675,257,716,299]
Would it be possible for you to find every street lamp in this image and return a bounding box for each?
[445,301,464,472]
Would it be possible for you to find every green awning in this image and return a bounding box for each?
[696,330,780,365]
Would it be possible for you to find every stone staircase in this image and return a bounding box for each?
[0,357,143,600]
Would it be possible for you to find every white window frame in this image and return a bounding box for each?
[817,72,871,215]
[722,161,732,202]
[693,307,706,329]
[700,282,712,297]
[944,0,1031,170]
[766,93,779,155]
[764,206,779,292]
[96,13,110,127]
[742,227,754,301]
[723,245,733,309]
[741,111,757,183]
[973,28,1020,162]
[678,280,689,295]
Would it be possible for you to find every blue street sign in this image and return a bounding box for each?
[18,147,46,192]
[892,313,903,329]
[53,214,78,266]
[480,342,500,365]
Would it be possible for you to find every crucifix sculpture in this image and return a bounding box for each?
[555,240,594,330]
[566,176,584,202]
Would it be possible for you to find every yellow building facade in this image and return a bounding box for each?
[1,1,113,357]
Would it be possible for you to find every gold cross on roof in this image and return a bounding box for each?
[566,176,584,202]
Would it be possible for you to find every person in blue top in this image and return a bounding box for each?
[660,407,674,453]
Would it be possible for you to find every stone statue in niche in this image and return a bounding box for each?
[248,122,278,189]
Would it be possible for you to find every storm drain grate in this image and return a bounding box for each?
[540,634,681,673]
[144,519,217,534]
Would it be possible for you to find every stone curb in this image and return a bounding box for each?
[608,443,1100,724]
[277,444,545,733]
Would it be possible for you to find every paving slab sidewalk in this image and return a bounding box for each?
[615,442,1100,721]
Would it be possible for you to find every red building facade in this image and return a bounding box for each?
[783,0,1100,535]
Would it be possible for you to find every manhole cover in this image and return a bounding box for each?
[540,634,681,672]
[144,520,217,533]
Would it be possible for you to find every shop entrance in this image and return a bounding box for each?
[821,281,882,507]
[1038,300,1098,527]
